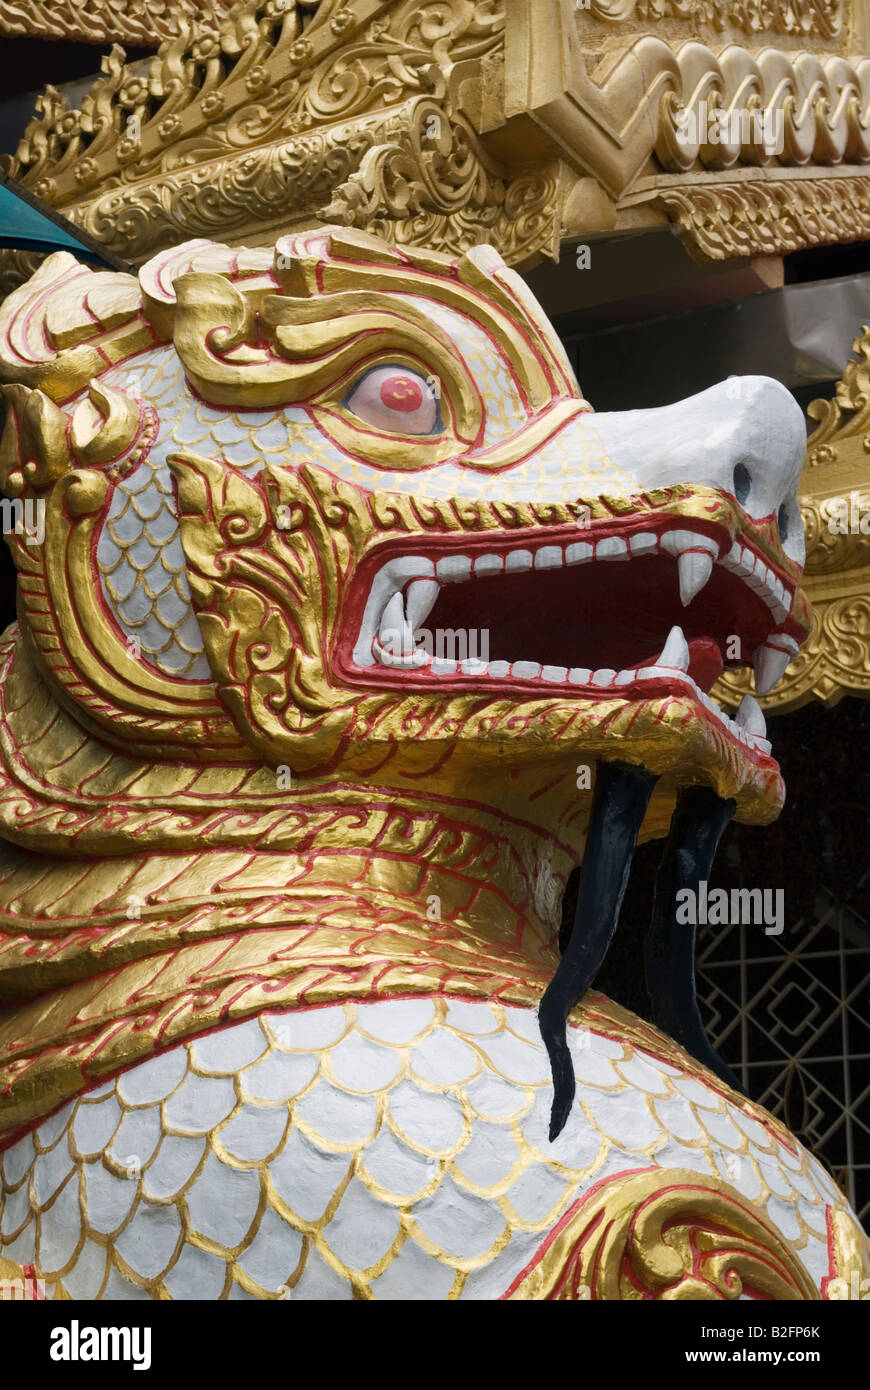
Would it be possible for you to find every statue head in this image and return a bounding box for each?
[0,227,809,843]
[0,225,817,1137]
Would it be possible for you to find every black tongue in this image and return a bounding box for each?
[644,785,744,1094]
[539,760,658,1142]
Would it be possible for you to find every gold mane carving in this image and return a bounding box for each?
[717,327,870,711]
[505,1168,820,1300]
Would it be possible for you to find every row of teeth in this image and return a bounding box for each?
[380,621,772,751]
[361,527,791,617]
[353,528,799,707]
[717,540,790,623]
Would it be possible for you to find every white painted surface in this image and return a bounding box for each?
[0,999,849,1300]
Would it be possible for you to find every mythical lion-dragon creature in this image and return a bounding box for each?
[0,228,866,1300]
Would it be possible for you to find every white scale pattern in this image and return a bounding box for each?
[95,351,211,679]
[0,999,844,1301]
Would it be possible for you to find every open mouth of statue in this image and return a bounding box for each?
[343,514,807,764]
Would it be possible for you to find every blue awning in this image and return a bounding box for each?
[0,175,134,272]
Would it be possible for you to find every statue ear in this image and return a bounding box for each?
[168,449,366,771]
[69,380,144,467]
[0,252,148,401]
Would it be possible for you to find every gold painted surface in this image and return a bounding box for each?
[718,326,870,711]
[505,1168,820,1300]
[0,998,853,1300]
[825,1207,870,1295]
[0,0,233,45]
[0,228,814,1142]
[643,175,870,263]
[4,0,870,293]
[0,223,862,1294]
[0,1251,25,1281]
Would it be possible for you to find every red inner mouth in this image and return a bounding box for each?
[424,553,774,691]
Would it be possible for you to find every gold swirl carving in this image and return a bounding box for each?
[804,323,870,452]
[343,164,565,269]
[717,323,870,712]
[171,449,537,770]
[168,452,360,769]
[0,0,234,46]
[800,495,870,577]
[8,3,505,207]
[650,178,870,262]
[9,99,556,272]
[76,128,393,263]
[321,100,507,227]
[589,0,841,37]
[506,1168,819,1300]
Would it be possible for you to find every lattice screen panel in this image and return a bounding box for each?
[699,892,870,1225]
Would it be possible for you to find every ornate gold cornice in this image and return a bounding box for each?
[5,0,870,286]
[504,8,870,198]
[4,2,504,211]
[635,171,870,261]
[0,0,233,47]
[582,0,843,39]
[717,329,870,713]
[4,94,563,275]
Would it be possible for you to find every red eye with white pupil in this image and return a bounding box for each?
[346,366,439,435]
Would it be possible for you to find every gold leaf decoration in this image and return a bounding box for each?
[505,1168,820,1300]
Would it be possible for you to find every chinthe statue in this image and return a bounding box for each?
[0,228,865,1300]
